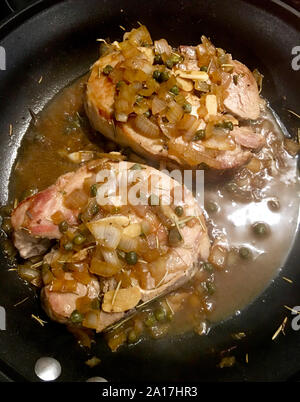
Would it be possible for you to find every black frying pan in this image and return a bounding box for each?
[0,0,299,382]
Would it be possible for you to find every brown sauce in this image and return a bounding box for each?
[8,76,300,347]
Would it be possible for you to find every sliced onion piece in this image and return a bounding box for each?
[154,39,172,56]
[90,257,122,277]
[152,96,167,115]
[82,310,100,330]
[166,101,184,123]
[86,222,121,249]
[118,234,139,252]
[123,223,142,238]
[101,248,122,267]
[133,115,161,138]
[102,287,141,313]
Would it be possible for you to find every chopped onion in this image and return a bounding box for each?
[94,215,130,227]
[152,96,167,115]
[154,39,172,56]
[82,310,100,330]
[208,245,228,269]
[86,221,121,249]
[166,101,184,123]
[101,248,121,267]
[133,115,161,138]
[90,257,122,277]
[123,223,142,237]
[18,265,41,283]
[64,189,89,210]
[118,234,138,252]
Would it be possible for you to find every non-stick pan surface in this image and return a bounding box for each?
[0,0,299,382]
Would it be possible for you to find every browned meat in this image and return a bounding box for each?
[223,60,260,120]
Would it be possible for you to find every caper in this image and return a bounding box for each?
[70,310,83,323]
[64,242,73,251]
[135,95,144,104]
[59,220,68,233]
[144,313,156,327]
[225,182,238,193]
[233,74,238,85]
[193,129,206,141]
[252,222,269,237]
[90,184,98,197]
[267,199,280,211]
[174,205,184,217]
[144,109,152,118]
[206,281,215,295]
[182,102,192,113]
[200,66,208,72]
[73,234,86,245]
[202,262,214,272]
[125,251,138,265]
[206,201,218,213]
[103,65,113,75]
[239,246,252,259]
[127,329,138,344]
[155,307,166,322]
[159,71,170,82]
[152,70,161,81]
[148,194,160,206]
[165,53,182,68]
[154,54,163,64]
[223,121,233,131]
[169,85,179,95]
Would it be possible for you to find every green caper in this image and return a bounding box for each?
[193,129,206,141]
[90,184,98,197]
[233,75,238,85]
[202,262,214,272]
[252,222,269,237]
[148,194,160,206]
[59,220,68,233]
[267,199,280,211]
[64,242,73,251]
[168,227,182,246]
[125,251,138,265]
[127,329,138,344]
[144,109,152,118]
[144,313,157,327]
[174,205,184,217]
[73,234,86,245]
[200,66,208,72]
[159,71,170,82]
[135,95,144,104]
[169,85,179,95]
[239,246,252,259]
[206,201,218,213]
[182,102,192,113]
[152,70,161,81]
[155,307,166,322]
[225,182,238,193]
[154,54,163,65]
[70,310,83,323]
[165,53,182,68]
[103,65,113,75]
[206,281,215,295]
[223,121,233,131]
